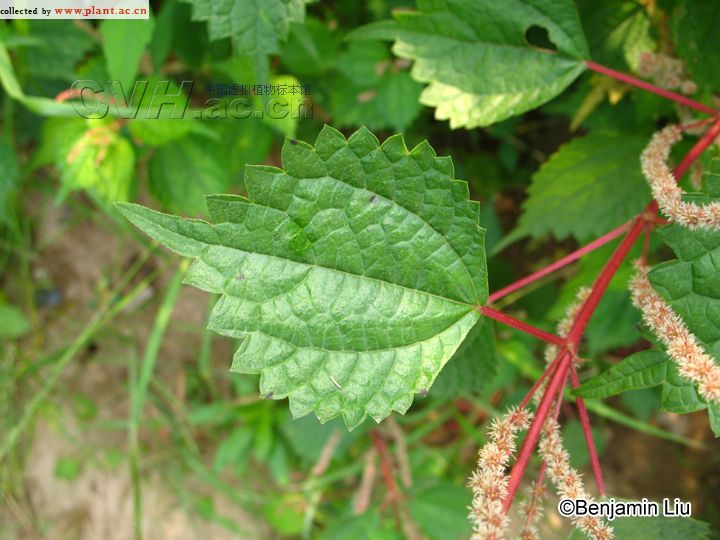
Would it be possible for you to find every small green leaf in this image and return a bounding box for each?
[100,19,155,92]
[389,0,589,128]
[574,350,668,400]
[118,126,488,429]
[0,301,30,339]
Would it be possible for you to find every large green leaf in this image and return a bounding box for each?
[378,0,589,128]
[511,130,650,243]
[118,126,488,428]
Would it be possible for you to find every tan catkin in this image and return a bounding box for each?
[640,125,720,230]
[630,261,720,403]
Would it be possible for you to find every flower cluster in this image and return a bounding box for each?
[469,407,532,540]
[641,124,720,230]
[630,261,720,403]
[637,52,697,95]
[538,420,614,540]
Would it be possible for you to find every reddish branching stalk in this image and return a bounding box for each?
[502,350,572,513]
[570,366,606,496]
[464,62,720,539]
[479,306,565,346]
[586,60,717,115]
[487,222,631,305]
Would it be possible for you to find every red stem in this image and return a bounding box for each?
[674,118,720,178]
[586,61,718,116]
[565,218,645,347]
[479,306,565,346]
[488,221,631,305]
[503,349,572,513]
[518,351,564,410]
[570,366,606,496]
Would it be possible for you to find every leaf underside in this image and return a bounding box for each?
[117,125,488,429]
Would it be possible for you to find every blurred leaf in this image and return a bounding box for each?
[585,290,641,355]
[21,21,94,81]
[511,131,650,243]
[0,139,20,226]
[0,301,30,339]
[117,126,487,429]
[100,19,155,92]
[263,493,306,536]
[671,1,720,90]
[213,427,253,472]
[330,42,422,132]
[322,513,402,540]
[389,0,589,128]
[281,17,341,76]
[148,135,230,215]
[708,401,720,437]
[407,482,471,540]
[261,74,303,137]
[430,320,497,398]
[54,457,82,481]
[281,414,347,463]
[561,419,606,470]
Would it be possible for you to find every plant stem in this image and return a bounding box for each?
[566,218,645,347]
[503,349,572,513]
[488,221,631,305]
[674,117,720,178]
[479,306,565,346]
[586,60,718,116]
[570,366,606,496]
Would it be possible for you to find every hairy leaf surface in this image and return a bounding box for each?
[118,126,489,428]
[511,130,650,243]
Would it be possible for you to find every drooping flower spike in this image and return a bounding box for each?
[469,407,532,540]
[640,124,720,230]
[630,261,720,404]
